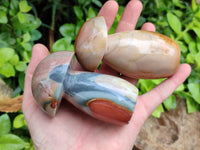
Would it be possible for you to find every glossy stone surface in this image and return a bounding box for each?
[75,16,107,71]
[32,51,138,125]
[104,30,181,79]
[75,16,181,79]
[87,98,133,125]
[63,71,138,125]
[32,51,74,116]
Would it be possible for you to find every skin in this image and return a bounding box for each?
[23,0,191,150]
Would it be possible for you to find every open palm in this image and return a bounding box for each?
[23,1,191,150]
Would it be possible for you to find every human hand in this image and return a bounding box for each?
[23,0,191,150]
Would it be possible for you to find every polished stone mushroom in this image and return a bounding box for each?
[75,16,181,79]
[32,51,138,125]
[32,16,181,125]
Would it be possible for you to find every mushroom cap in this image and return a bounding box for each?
[31,51,74,116]
[103,30,181,79]
[75,16,107,71]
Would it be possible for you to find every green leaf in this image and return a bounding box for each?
[151,78,165,84]
[186,53,195,64]
[186,97,198,113]
[21,51,31,63]
[0,6,8,12]
[75,20,84,35]
[152,104,164,118]
[0,10,8,24]
[0,33,16,47]
[0,114,11,136]
[177,41,188,53]
[9,54,19,65]
[25,14,41,29]
[13,114,25,128]
[192,0,200,17]
[195,52,200,69]
[163,95,177,110]
[175,84,185,92]
[87,7,96,19]
[12,86,22,97]
[15,61,27,72]
[188,83,200,104]
[193,27,200,39]
[192,0,198,11]
[92,0,102,7]
[21,42,32,51]
[188,41,197,54]
[9,0,18,16]
[59,23,75,38]
[53,37,73,52]
[30,29,42,41]
[12,14,41,31]
[18,72,25,89]
[0,134,26,150]
[73,6,83,19]
[17,12,27,23]
[0,63,15,77]
[78,0,87,5]
[172,10,183,17]
[0,47,15,65]
[136,16,146,29]
[137,79,155,94]
[197,38,200,51]
[167,12,182,34]
[19,0,32,13]
[172,0,185,8]
[183,32,193,44]
[23,32,31,42]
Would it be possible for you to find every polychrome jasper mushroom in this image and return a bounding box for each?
[32,51,138,125]
[75,16,181,79]
[32,16,181,125]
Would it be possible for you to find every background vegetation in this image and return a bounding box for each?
[0,0,199,149]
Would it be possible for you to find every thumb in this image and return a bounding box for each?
[23,44,49,115]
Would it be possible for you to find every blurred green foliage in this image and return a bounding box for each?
[0,0,41,96]
[51,0,103,52]
[0,0,41,149]
[0,113,34,150]
[0,0,199,149]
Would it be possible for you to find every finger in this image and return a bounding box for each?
[71,59,85,71]
[139,63,191,115]
[97,0,119,75]
[25,44,49,77]
[115,0,143,32]
[72,57,119,76]
[98,0,119,31]
[23,44,49,112]
[89,1,118,74]
[141,22,156,32]
[95,63,119,76]
[120,76,138,85]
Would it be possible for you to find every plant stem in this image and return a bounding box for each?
[49,3,57,52]
[155,0,159,9]
[51,3,56,31]
[175,24,192,41]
